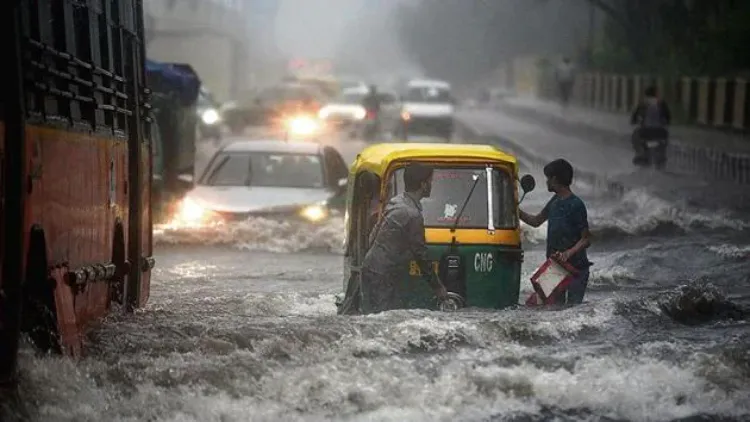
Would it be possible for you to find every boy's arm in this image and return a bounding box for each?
[557,200,592,262]
[520,198,552,228]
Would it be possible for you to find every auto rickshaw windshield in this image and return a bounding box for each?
[387,166,517,229]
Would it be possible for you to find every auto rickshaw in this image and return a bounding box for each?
[336,143,536,314]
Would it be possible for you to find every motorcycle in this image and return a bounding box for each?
[631,127,668,169]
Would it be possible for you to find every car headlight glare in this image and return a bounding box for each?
[300,204,328,222]
[287,116,319,136]
[354,107,366,120]
[202,109,220,125]
[179,197,205,223]
[318,108,331,119]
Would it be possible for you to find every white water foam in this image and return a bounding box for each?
[19,298,750,422]
[154,217,346,254]
[708,244,750,260]
[591,189,750,235]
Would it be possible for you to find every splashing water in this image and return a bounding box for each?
[154,217,346,254]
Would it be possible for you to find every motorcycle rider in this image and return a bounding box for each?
[630,86,671,166]
[360,84,382,139]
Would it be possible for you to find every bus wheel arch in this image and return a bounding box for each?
[22,225,62,354]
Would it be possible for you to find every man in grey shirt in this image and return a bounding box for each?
[361,163,449,313]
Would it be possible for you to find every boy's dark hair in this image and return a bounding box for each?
[403,163,434,191]
[544,159,574,187]
[644,85,657,97]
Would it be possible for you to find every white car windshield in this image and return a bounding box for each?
[203,152,325,188]
[334,91,366,105]
[404,86,452,103]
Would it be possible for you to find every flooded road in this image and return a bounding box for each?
[9,125,750,422]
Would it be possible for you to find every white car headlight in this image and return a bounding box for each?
[287,116,320,136]
[178,197,205,223]
[300,204,328,222]
[201,109,220,125]
[353,107,366,120]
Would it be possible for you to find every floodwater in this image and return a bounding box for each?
[6,121,750,422]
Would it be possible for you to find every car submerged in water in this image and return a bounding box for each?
[170,139,350,226]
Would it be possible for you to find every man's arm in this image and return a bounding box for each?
[630,103,643,125]
[519,198,551,228]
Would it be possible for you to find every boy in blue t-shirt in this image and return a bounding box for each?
[520,159,592,304]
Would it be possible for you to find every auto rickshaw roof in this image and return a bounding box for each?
[351,143,518,177]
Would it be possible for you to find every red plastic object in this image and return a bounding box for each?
[525,258,579,306]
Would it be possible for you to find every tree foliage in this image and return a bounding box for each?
[392,0,590,85]
[393,0,750,80]
[588,0,750,76]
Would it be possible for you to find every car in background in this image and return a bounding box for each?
[171,139,350,226]
[221,82,328,134]
[397,79,456,141]
[318,86,368,127]
[318,85,400,139]
[197,88,222,141]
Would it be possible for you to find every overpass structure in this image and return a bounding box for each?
[144,0,280,102]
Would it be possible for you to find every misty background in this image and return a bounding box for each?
[274,0,591,89]
[146,0,750,101]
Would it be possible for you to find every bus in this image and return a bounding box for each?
[0,0,153,384]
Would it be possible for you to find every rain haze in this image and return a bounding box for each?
[3,1,750,421]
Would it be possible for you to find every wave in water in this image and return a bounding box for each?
[590,189,749,239]
[154,217,346,254]
[13,286,750,422]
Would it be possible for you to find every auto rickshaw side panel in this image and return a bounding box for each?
[403,243,522,310]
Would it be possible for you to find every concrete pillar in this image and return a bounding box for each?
[713,78,727,127]
[620,75,629,112]
[633,75,642,110]
[594,73,603,109]
[697,78,709,125]
[611,75,620,111]
[681,77,692,118]
[733,79,746,130]
[656,77,665,103]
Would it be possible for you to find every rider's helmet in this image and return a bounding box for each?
[368,84,378,95]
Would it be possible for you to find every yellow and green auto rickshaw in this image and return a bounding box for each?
[336,143,536,314]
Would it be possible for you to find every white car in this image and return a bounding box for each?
[318,86,400,139]
[317,87,369,125]
[173,139,350,225]
[397,79,455,141]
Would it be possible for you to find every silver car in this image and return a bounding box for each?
[172,139,350,226]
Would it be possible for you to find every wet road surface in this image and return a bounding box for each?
[7,118,750,422]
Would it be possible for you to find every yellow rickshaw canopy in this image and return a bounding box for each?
[349,143,519,178]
